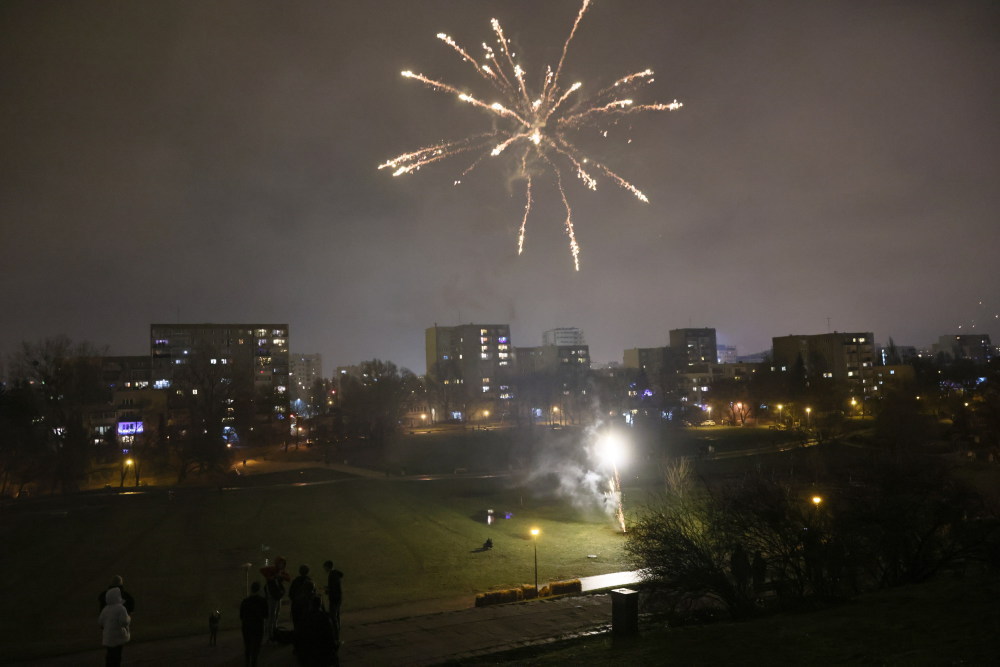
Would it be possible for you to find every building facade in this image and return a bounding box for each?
[772,331,875,391]
[542,327,586,347]
[669,328,718,365]
[933,334,994,363]
[289,353,323,416]
[425,324,514,416]
[150,323,290,436]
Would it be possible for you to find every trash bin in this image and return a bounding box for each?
[611,587,639,637]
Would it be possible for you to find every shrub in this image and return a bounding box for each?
[547,579,582,596]
[474,587,523,607]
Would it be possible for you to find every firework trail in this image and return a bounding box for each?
[379,0,682,269]
[608,467,626,533]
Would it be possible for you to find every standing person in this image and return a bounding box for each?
[98,587,131,667]
[297,595,338,666]
[208,610,221,646]
[288,565,315,634]
[260,556,290,640]
[322,561,344,633]
[240,582,269,667]
[97,575,135,614]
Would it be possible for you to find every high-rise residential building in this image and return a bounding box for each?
[289,353,323,416]
[717,344,738,364]
[933,334,993,363]
[623,347,668,374]
[542,327,586,347]
[150,323,290,425]
[771,331,875,391]
[669,328,718,365]
[517,344,591,380]
[425,323,513,407]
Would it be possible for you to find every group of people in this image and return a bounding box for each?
[253,556,344,666]
[97,575,135,667]
[96,560,343,667]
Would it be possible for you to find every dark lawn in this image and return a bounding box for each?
[0,475,628,662]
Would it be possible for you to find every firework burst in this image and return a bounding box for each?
[379,0,682,269]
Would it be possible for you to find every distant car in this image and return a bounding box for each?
[699,420,716,426]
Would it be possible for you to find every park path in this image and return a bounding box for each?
[24,572,641,666]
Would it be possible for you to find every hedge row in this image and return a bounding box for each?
[474,579,582,607]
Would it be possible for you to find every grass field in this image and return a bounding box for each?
[0,470,629,662]
[6,423,992,663]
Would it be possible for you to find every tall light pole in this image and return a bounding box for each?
[120,458,133,488]
[530,527,540,592]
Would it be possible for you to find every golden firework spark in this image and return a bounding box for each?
[379,0,682,269]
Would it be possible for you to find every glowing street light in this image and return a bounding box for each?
[530,527,540,592]
[120,458,134,488]
[805,407,812,428]
[812,495,823,507]
[776,403,784,426]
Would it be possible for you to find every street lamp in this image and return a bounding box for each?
[120,458,133,488]
[805,407,812,428]
[776,403,784,426]
[812,495,823,507]
[530,527,540,593]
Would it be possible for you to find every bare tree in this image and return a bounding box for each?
[7,337,107,493]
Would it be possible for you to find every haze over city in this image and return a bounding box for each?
[3,0,998,373]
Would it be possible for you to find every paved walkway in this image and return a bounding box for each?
[25,572,642,666]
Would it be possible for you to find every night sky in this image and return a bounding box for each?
[2,0,998,374]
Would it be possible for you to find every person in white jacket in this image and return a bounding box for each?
[98,587,131,667]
